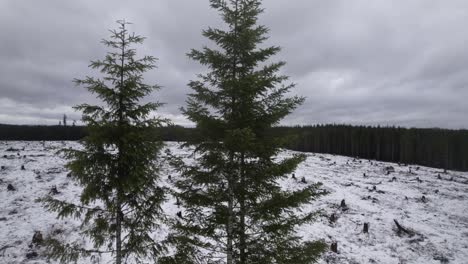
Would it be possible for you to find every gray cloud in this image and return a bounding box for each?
[0,0,467,129]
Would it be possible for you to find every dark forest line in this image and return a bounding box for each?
[1,123,467,171]
[274,125,468,172]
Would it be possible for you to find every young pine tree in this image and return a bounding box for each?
[164,1,326,263]
[41,21,168,264]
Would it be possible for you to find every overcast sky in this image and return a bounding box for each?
[1,0,467,129]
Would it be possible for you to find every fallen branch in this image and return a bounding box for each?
[0,245,14,257]
[393,219,413,235]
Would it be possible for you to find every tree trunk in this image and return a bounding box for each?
[116,202,122,264]
[226,179,234,264]
[227,2,239,263]
[116,24,125,264]
[239,153,246,263]
[226,150,235,264]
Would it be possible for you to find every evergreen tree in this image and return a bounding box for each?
[163,1,326,263]
[41,21,168,263]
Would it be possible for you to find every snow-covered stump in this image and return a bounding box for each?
[330,242,338,253]
[25,251,38,259]
[421,195,427,203]
[49,185,59,195]
[363,222,369,233]
[176,211,183,219]
[329,213,337,224]
[31,231,43,246]
[7,184,15,191]
[340,199,346,208]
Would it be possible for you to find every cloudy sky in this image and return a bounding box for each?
[1,0,467,128]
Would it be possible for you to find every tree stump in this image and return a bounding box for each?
[50,186,59,195]
[363,222,369,233]
[32,231,43,245]
[176,211,183,219]
[26,251,38,259]
[329,213,336,224]
[330,242,338,253]
[340,199,346,208]
[421,196,426,203]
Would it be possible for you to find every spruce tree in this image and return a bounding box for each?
[163,1,326,263]
[41,21,168,263]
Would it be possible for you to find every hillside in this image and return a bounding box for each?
[1,141,467,263]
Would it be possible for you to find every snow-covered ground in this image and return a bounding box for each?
[1,141,467,264]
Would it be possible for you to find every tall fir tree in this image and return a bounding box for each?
[163,1,326,263]
[41,21,168,264]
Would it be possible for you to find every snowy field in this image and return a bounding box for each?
[1,141,467,264]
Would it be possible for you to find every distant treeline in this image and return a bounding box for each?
[1,123,467,171]
[0,124,193,142]
[0,124,87,141]
[273,125,468,172]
